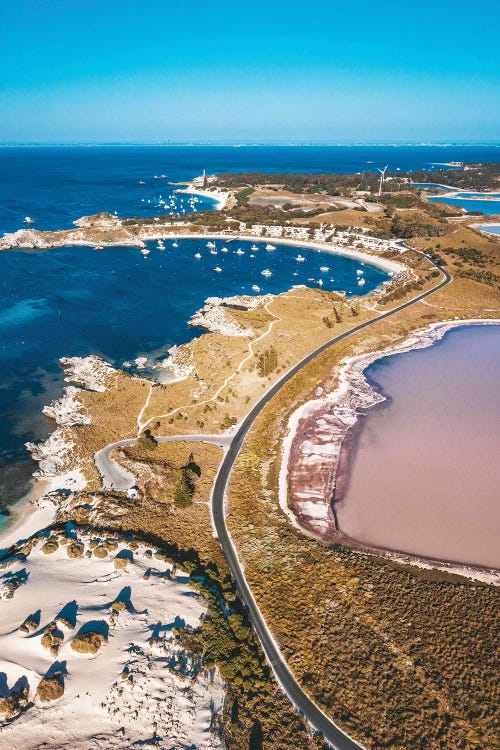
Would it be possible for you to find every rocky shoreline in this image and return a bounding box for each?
[279,318,500,584]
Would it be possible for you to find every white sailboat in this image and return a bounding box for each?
[251,284,261,292]
[295,255,305,262]
[261,269,272,277]
[265,243,276,251]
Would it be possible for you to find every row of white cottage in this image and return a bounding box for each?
[248,223,403,254]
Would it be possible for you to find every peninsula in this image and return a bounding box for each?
[1,167,499,750]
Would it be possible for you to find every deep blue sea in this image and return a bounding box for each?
[0,144,498,521]
[1,144,499,234]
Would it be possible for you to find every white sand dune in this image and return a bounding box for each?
[0,529,224,749]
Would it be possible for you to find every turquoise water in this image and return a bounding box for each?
[478,224,500,234]
[454,192,500,198]
[427,196,500,215]
[0,239,389,518]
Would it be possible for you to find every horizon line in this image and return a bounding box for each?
[0,141,499,148]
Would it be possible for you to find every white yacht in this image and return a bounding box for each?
[194,252,202,259]
[206,241,216,249]
[320,266,329,272]
[252,284,261,292]
[221,247,229,253]
[356,269,364,276]
[214,266,222,273]
[141,248,150,256]
[24,216,35,224]
[295,255,305,262]
[358,277,366,286]
[265,243,276,251]
[318,279,324,287]
[157,240,165,249]
[251,244,259,251]
[261,269,272,277]
[210,249,218,255]
[236,248,245,255]
[172,241,179,248]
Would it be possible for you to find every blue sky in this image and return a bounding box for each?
[0,0,498,143]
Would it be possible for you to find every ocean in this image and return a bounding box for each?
[0,144,497,521]
[1,144,499,235]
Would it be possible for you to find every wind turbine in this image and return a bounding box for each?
[377,165,388,196]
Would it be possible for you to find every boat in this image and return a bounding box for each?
[265,243,276,251]
[93,245,104,251]
[24,216,35,224]
[251,244,259,251]
[194,253,202,259]
[141,248,150,256]
[236,248,245,256]
[250,254,255,258]
[210,249,218,255]
[206,241,216,249]
[252,285,261,292]
[295,255,305,262]
[172,241,179,248]
[214,266,222,273]
[320,266,329,272]
[157,240,165,249]
[318,279,324,287]
[139,180,146,185]
[221,246,229,253]
[261,269,272,277]
[356,269,364,276]
[358,277,366,286]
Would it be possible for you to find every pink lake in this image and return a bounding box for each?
[336,324,500,569]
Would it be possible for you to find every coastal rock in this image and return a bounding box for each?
[189,297,255,337]
[42,386,91,426]
[205,293,273,311]
[61,355,115,392]
[26,429,74,477]
[154,344,195,383]
[73,212,121,229]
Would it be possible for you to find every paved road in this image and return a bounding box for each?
[95,434,232,490]
[95,262,451,748]
[211,263,452,749]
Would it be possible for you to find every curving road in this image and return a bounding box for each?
[95,434,233,490]
[211,262,452,749]
[95,261,451,748]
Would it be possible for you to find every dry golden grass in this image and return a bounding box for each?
[224,265,499,750]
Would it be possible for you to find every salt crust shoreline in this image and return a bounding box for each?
[279,318,500,585]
